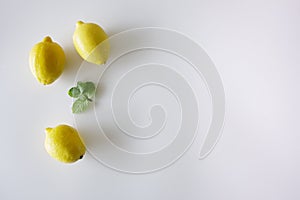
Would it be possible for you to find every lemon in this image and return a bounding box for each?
[29,36,65,85]
[73,21,110,64]
[44,124,86,163]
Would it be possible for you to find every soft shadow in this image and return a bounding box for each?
[95,83,105,102]
[80,126,105,148]
[61,44,83,85]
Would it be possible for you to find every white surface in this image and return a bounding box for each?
[1,0,300,199]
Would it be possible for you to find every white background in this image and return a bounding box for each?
[1,0,300,199]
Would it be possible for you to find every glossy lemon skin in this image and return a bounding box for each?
[73,21,110,65]
[44,124,86,163]
[29,36,65,85]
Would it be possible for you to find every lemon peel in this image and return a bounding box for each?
[73,21,110,64]
[29,36,65,85]
[44,124,86,163]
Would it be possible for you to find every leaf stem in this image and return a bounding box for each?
[84,95,93,102]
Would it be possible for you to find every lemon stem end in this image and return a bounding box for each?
[45,127,52,134]
[76,21,84,27]
[43,36,52,43]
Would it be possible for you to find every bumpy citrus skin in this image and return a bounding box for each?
[73,21,110,64]
[45,124,86,163]
[29,36,65,85]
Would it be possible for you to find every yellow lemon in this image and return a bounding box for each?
[73,21,110,64]
[44,124,86,163]
[29,36,65,85]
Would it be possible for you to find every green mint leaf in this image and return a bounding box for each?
[69,81,96,114]
[77,81,86,93]
[77,81,96,99]
[68,87,81,98]
[72,98,89,113]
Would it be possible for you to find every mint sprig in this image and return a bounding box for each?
[68,81,96,113]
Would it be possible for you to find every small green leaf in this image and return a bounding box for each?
[72,98,89,113]
[83,82,96,99]
[77,81,96,99]
[77,81,86,93]
[68,87,81,98]
[69,81,96,114]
